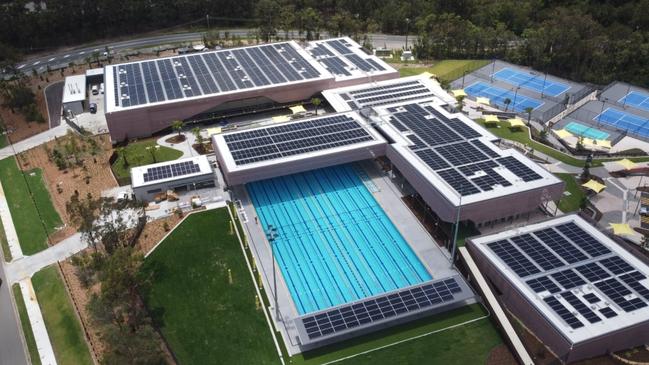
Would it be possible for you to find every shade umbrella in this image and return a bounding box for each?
[554,129,573,139]
[483,115,499,123]
[507,118,525,128]
[289,105,306,114]
[616,158,637,170]
[476,97,490,105]
[609,223,635,236]
[451,89,467,97]
[581,179,606,193]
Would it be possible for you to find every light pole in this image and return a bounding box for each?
[266,225,279,319]
[405,18,411,50]
[512,86,520,114]
[461,70,467,88]
[541,73,548,98]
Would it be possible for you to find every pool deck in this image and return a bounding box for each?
[232,160,473,355]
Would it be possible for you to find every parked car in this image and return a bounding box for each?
[640,206,649,216]
[89,103,97,113]
[91,84,98,95]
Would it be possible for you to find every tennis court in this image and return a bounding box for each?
[594,108,649,138]
[619,91,649,112]
[565,122,610,140]
[493,67,569,97]
[465,81,543,112]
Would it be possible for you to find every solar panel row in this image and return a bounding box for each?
[300,278,462,341]
[142,160,202,183]
[113,43,321,108]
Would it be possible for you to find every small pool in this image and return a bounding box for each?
[247,164,432,315]
[565,122,610,140]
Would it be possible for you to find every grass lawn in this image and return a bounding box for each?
[32,266,93,365]
[12,284,41,365]
[292,304,499,365]
[0,157,62,255]
[140,208,280,365]
[111,139,183,179]
[556,173,586,213]
[476,120,649,167]
[398,60,490,82]
[0,216,11,261]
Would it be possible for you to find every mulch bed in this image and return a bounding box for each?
[165,135,186,144]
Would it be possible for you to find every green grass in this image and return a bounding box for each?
[556,173,586,213]
[0,216,11,261]
[398,60,490,82]
[111,139,183,179]
[476,120,649,167]
[12,284,41,365]
[0,157,62,255]
[32,266,93,365]
[141,208,279,365]
[292,304,500,365]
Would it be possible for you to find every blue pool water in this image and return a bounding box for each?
[619,91,649,112]
[595,108,649,138]
[247,165,432,315]
[565,122,610,140]
[465,81,543,112]
[493,67,569,97]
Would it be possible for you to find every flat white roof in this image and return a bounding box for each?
[371,100,561,206]
[323,74,456,112]
[305,37,396,81]
[105,40,332,114]
[214,111,386,173]
[62,75,86,104]
[85,68,104,77]
[130,155,213,188]
[470,215,649,345]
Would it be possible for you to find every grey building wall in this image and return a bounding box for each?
[132,172,215,201]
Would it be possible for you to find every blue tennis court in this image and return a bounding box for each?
[619,91,649,112]
[565,122,610,140]
[595,108,649,138]
[465,81,543,112]
[248,164,432,314]
[493,67,570,97]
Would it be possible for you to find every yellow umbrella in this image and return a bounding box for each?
[272,115,291,123]
[206,127,222,136]
[554,129,573,139]
[290,105,306,114]
[507,118,525,128]
[610,223,635,236]
[451,89,467,97]
[616,158,637,170]
[596,139,611,149]
[581,137,596,147]
[582,179,606,193]
[484,115,499,123]
[476,97,490,105]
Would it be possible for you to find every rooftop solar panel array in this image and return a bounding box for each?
[223,114,375,165]
[112,42,321,108]
[308,39,386,78]
[337,80,437,110]
[386,103,544,196]
[485,219,649,330]
[297,278,464,342]
[142,160,202,183]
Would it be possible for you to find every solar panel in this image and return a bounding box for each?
[299,278,462,341]
[583,293,601,304]
[526,276,561,293]
[488,240,541,277]
[407,135,428,151]
[470,140,499,158]
[446,120,482,139]
[551,269,586,290]
[599,307,617,318]
[533,228,588,264]
[366,58,386,71]
[619,271,649,300]
[320,57,351,76]
[561,291,601,323]
[224,115,375,165]
[555,223,610,257]
[437,169,480,196]
[345,54,377,72]
[510,234,564,271]
[392,112,463,147]
[435,141,488,166]
[594,278,647,312]
[414,149,449,170]
[496,156,542,182]
[599,256,635,275]
[544,296,584,329]
[142,160,203,183]
[574,262,610,282]
[327,40,353,55]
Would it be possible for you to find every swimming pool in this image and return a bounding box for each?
[247,164,432,315]
[565,122,610,140]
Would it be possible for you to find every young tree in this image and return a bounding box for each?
[503,98,512,112]
[255,0,280,42]
[192,126,204,147]
[118,147,129,168]
[278,5,295,40]
[455,95,466,111]
[171,120,184,137]
[524,106,534,126]
[311,97,322,115]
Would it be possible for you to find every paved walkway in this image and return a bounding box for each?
[19,279,56,365]
[0,181,23,261]
[156,131,197,159]
[0,124,70,160]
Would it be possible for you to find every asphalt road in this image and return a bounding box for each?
[0,258,29,365]
[44,81,64,128]
[13,30,414,75]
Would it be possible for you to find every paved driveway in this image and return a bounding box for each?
[44,81,63,128]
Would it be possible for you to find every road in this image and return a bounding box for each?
[12,30,414,75]
[0,258,29,365]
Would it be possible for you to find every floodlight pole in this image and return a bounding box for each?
[512,87,520,113]
[405,18,411,50]
[490,60,496,83]
[541,73,547,98]
[623,84,631,108]
[450,190,463,267]
[462,70,467,88]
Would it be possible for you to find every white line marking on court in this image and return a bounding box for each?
[48,57,55,61]
[79,51,85,55]
[93,48,99,51]
[17,64,24,69]
[32,61,40,65]
[63,54,70,58]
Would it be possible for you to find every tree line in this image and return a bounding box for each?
[2,0,649,86]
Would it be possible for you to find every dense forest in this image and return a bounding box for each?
[2,0,649,86]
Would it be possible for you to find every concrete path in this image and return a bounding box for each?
[0,256,28,365]
[19,280,56,365]
[0,181,23,261]
[0,124,71,160]
[156,131,196,159]
[6,233,86,284]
